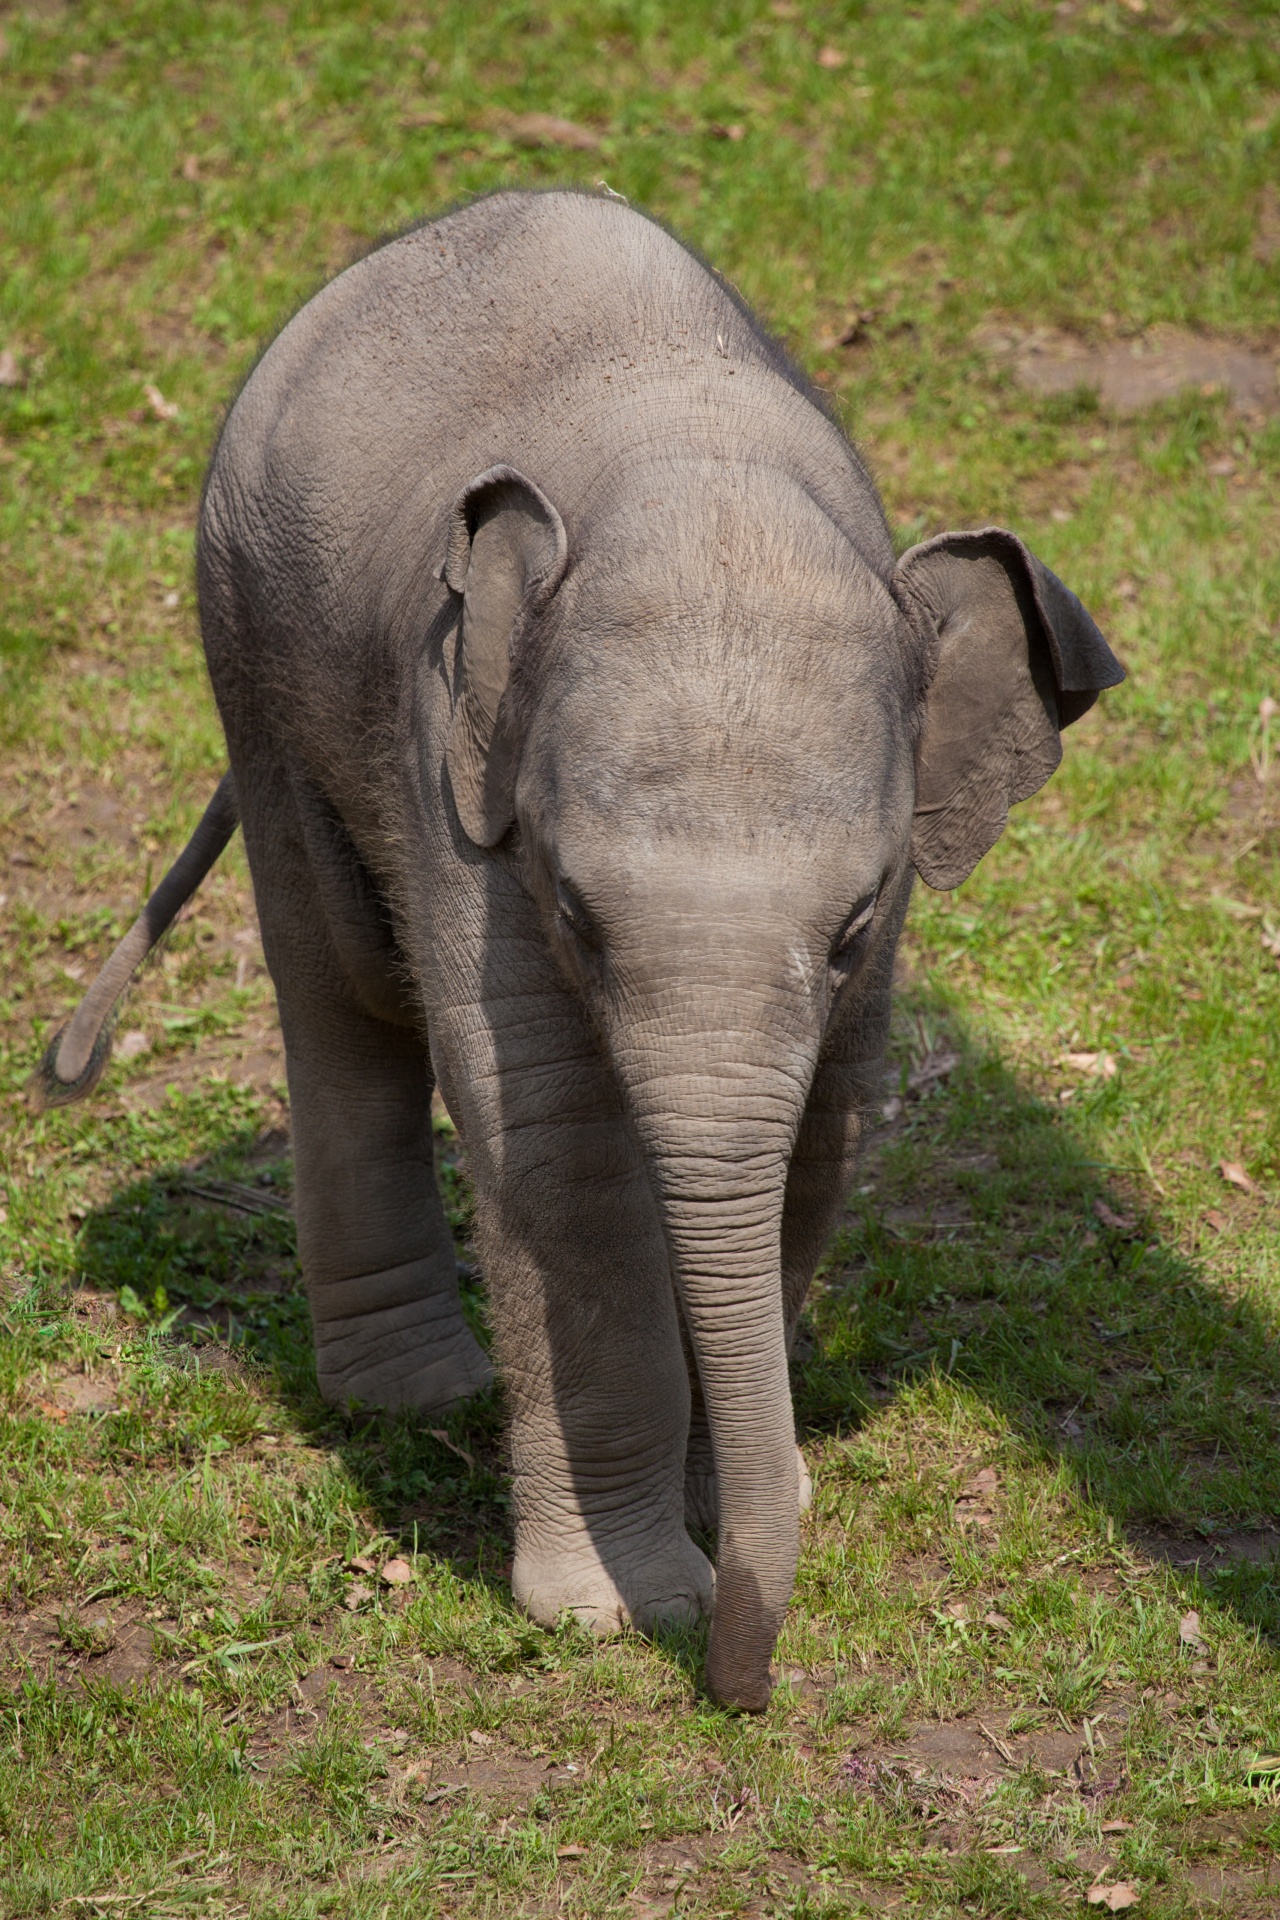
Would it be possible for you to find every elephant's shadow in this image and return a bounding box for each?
[74,1115,515,1589]
[73,999,1280,1653]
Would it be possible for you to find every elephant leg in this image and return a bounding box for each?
[282,991,492,1414]
[241,768,491,1415]
[430,947,713,1636]
[489,1171,715,1636]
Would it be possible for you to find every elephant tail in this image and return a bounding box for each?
[29,771,241,1110]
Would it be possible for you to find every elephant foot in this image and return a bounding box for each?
[513,1530,714,1638]
[314,1301,493,1415]
[684,1443,813,1534]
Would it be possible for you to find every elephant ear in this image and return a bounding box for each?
[441,465,568,847]
[896,527,1124,891]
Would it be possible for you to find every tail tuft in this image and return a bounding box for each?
[28,1024,115,1113]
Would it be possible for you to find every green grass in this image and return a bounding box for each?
[3,1,1280,1913]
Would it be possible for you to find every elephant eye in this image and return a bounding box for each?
[555,879,601,949]
[829,891,878,975]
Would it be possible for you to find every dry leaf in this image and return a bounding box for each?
[381,1557,414,1586]
[181,153,200,182]
[1219,1160,1257,1195]
[1179,1609,1208,1653]
[556,1843,588,1860]
[1094,1199,1138,1233]
[344,1582,373,1610]
[983,1610,1013,1632]
[710,122,745,140]
[0,348,21,388]
[35,1400,68,1422]
[143,382,179,420]
[1100,1819,1132,1833]
[961,1467,999,1498]
[1063,1050,1118,1079]
[817,45,846,67]
[469,1729,493,1747]
[1202,1208,1229,1233]
[1087,1885,1139,1911]
[348,1555,376,1575]
[428,1428,477,1471]
[499,112,600,151]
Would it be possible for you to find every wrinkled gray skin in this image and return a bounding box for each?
[195,190,1123,1710]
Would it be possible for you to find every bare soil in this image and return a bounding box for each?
[976,323,1280,413]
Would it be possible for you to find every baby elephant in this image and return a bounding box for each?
[39,190,1123,1709]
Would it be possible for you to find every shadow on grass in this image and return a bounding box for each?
[795,998,1280,1647]
[73,1120,515,1591]
[72,992,1280,1655]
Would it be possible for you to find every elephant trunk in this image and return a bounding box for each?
[615,992,814,1710]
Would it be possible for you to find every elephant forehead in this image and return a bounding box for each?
[585,852,870,922]
[525,657,913,842]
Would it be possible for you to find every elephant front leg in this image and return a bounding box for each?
[476,1116,714,1637]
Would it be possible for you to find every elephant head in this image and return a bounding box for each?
[441,458,1123,1708]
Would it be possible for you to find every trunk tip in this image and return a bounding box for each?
[704,1558,788,1713]
[706,1659,774,1713]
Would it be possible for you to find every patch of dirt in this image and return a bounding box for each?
[890,1721,1004,1777]
[885,1197,973,1240]
[631,1836,733,1908]
[1,1599,163,1690]
[421,1746,553,1805]
[1128,1523,1280,1571]
[977,323,1280,413]
[168,1340,256,1378]
[862,1711,1118,1791]
[0,1606,63,1675]
[776,1664,827,1705]
[87,1615,159,1688]
[951,1151,1000,1175]
[250,1662,372,1769]
[417,1656,474,1691]
[26,1364,122,1415]
[1028,1727,1091,1772]
[1181,1862,1278,1911]
[69,1287,122,1329]
[250,1655,477,1776]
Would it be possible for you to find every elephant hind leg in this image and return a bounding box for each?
[241,762,491,1415]
[285,961,492,1417]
